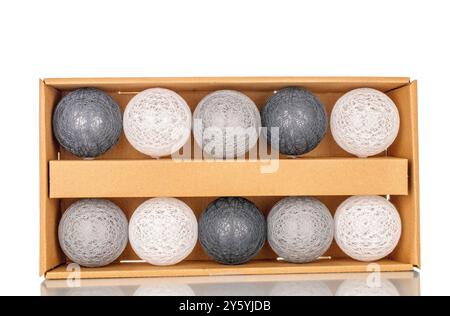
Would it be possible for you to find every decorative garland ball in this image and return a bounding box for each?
[199,197,266,265]
[193,90,261,158]
[53,88,122,158]
[261,87,328,156]
[129,198,197,266]
[123,88,192,157]
[334,195,402,262]
[58,199,128,268]
[335,279,400,296]
[267,197,334,263]
[331,88,400,157]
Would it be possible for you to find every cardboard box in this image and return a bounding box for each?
[40,77,420,280]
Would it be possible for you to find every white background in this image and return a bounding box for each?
[0,0,448,295]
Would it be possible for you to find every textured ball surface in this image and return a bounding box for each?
[199,197,266,265]
[123,88,192,157]
[331,88,400,157]
[193,90,261,158]
[129,198,197,266]
[334,195,402,262]
[267,197,334,263]
[336,279,400,296]
[261,87,327,156]
[53,88,122,158]
[58,199,128,268]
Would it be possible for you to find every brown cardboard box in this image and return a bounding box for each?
[40,77,420,280]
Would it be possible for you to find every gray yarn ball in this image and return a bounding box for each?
[261,87,328,156]
[53,88,122,158]
[267,197,334,263]
[199,197,266,265]
[58,199,128,268]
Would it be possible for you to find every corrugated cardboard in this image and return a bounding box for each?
[39,77,420,279]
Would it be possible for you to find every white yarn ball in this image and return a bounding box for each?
[193,90,261,158]
[123,88,192,157]
[334,195,402,262]
[267,197,334,263]
[336,279,400,296]
[331,88,400,157]
[129,198,198,266]
[58,199,128,268]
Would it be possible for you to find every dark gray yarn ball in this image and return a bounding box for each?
[261,87,328,156]
[53,88,122,158]
[199,197,266,265]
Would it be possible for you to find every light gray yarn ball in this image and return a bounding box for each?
[129,198,198,266]
[53,88,122,158]
[261,87,328,156]
[193,90,261,159]
[267,197,334,263]
[58,199,128,268]
[123,88,192,157]
[334,195,402,262]
[331,88,400,157]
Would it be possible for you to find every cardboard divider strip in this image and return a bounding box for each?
[49,158,408,198]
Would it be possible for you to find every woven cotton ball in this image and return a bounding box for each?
[334,195,402,262]
[199,197,266,265]
[267,197,334,263]
[58,199,128,268]
[336,279,400,296]
[129,198,197,266]
[53,88,122,158]
[331,88,400,157]
[261,87,327,156]
[123,88,192,157]
[193,90,261,158]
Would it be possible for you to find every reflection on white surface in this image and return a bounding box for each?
[192,282,270,296]
[65,286,126,296]
[41,271,420,296]
[269,281,333,296]
[335,279,400,296]
[134,284,195,296]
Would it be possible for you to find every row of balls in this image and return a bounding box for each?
[58,195,402,268]
[53,86,400,159]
